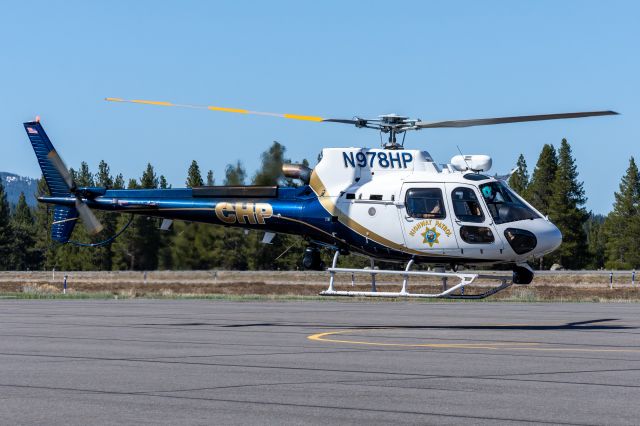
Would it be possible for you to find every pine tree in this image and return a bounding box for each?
[548,139,589,269]
[93,160,117,270]
[186,160,204,187]
[604,157,640,268]
[53,163,93,270]
[112,178,141,270]
[253,141,286,185]
[96,161,114,189]
[171,161,224,269]
[159,175,169,189]
[10,193,39,270]
[224,161,246,185]
[527,144,557,215]
[585,214,606,269]
[170,221,223,270]
[217,161,249,269]
[130,164,161,270]
[13,193,33,224]
[206,170,215,186]
[33,176,55,270]
[155,173,174,269]
[140,163,159,189]
[109,173,128,269]
[249,142,305,270]
[76,163,96,263]
[76,162,94,187]
[114,174,125,189]
[508,154,529,196]
[0,180,13,270]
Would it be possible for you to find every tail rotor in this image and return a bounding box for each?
[46,149,104,235]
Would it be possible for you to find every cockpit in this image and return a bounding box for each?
[479,181,540,223]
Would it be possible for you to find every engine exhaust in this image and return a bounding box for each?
[282,163,312,184]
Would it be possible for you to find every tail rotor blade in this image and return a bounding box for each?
[75,199,104,235]
[47,150,74,189]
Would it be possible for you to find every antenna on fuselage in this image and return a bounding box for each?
[456,145,471,171]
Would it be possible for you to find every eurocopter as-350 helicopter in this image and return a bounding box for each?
[24,99,617,299]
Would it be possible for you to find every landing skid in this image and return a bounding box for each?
[321,253,512,300]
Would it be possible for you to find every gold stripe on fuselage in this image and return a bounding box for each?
[308,171,437,257]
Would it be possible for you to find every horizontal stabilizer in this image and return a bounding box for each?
[159,219,173,231]
[261,232,276,244]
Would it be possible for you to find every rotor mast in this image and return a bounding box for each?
[377,114,415,150]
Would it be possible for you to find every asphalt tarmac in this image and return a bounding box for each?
[0,299,639,425]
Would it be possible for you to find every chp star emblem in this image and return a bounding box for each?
[421,226,441,247]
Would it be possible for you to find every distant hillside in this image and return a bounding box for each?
[0,172,39,206]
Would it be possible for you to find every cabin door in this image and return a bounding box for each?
[445,183,504,259]
[399,183,460,255]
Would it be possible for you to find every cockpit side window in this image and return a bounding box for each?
[479,182,541,224]
[451,187,485,223]
[405,188,446,219]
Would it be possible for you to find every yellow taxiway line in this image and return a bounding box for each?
[307,328,640,353]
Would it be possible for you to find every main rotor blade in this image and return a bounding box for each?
[322,118,371,127]
[322,118,360,125]
[75,199,104,235]
[47,150,74,189]
[106,97,326,122]
[415,111,618,128]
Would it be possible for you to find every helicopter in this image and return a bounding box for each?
[23,100,617,299]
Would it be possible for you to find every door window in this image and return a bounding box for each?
[451,187,484,223]
[405,188,446,219]
[460,226,495,243]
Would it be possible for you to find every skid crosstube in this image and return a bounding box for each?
[320,253,513,300]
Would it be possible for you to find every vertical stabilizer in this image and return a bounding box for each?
[23,121,71,196]
[23,121,79,242]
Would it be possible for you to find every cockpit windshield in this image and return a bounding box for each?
[479,182,540,224]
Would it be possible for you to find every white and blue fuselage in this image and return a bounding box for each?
[35,125,561,267]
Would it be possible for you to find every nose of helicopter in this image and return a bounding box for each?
[535,220,563,255]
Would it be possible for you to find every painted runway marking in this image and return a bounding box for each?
[307,328,640,353]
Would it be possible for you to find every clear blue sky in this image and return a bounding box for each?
[1,1,637,214]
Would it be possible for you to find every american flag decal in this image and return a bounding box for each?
[26,127,38,135]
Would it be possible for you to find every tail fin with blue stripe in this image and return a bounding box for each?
[23,121,72,197]
[24,120,79,243]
